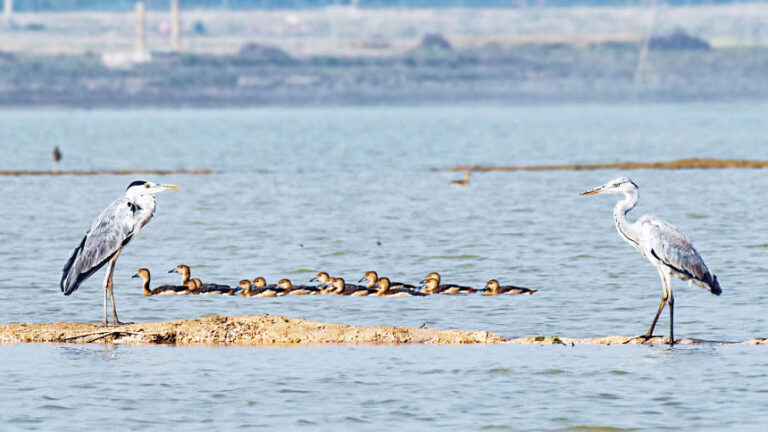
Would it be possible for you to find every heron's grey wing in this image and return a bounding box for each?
[640,216,721,295]
[60,197,136,295]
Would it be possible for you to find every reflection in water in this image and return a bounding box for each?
[58,344,122,362]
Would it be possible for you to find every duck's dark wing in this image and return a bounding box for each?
[199,283,236,293]
[293,284,320,293]
[152,284,188,294]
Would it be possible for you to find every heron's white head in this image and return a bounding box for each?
[125,180,180,200]
[581,177,638,196]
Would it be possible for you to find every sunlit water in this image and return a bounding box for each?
[1,104,767,430]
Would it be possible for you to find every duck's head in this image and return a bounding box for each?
[581,177,638,196]
[252,277,267,288]
[239,280,252,292]
[464,172,471,180]
[359,270,378,284]
[484,279,500,291]
[131,268,150,282]
[422,278,439,292]
[170,264,191,277]
[331,277,346,291]
[312,272,331,284]
[374,277,391,292]
[420,272,440,285]
[278,279,292,290]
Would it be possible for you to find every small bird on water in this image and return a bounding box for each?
[132,268,188,296]
[482,279,536,296]
[52,146,62,171]
[60,180,179,325]
[450,172,471,186]
[169,264,234,294]
[419,272,476,294]
[581,177,721,345]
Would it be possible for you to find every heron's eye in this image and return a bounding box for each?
[612,182,620,187]
[144,183,150,188]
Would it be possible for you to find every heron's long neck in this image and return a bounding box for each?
[614,189,642,247]
[129,194,157,231]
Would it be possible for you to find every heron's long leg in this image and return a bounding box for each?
[106,252,123,326]
[102,266,111,326]
[645,273,669,339]
[668,288,675,346]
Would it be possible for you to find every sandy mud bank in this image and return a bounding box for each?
[1,315,764,346]
[0,314,505,346]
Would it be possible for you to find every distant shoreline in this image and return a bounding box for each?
[2,46,768,108]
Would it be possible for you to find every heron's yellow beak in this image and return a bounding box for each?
[162,184,180,190]
[580,188,602,196]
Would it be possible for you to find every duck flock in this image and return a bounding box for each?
[134,265,537,298]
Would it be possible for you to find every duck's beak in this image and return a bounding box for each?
[358,276,366,283]
[310,277,318,282]
[132,273,140,279]
[168,268,178,274]
[419,278,427,284]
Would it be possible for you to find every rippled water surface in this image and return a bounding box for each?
[1,104,768,430]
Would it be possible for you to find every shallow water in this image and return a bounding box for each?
[1,103,768,429]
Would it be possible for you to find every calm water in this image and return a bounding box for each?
[1,104,768,430]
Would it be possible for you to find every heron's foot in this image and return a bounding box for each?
[105,321,133,327]
[623,334,655,345]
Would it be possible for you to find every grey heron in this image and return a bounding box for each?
[581,177,721,345]
[60,180,179,325]
[482,279,537,296]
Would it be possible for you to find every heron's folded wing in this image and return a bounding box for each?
[60,198,136,294]
[641,216,713,284]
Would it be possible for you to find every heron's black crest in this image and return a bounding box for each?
[127,180,148,190]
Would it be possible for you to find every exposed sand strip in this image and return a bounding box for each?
[0,315,765,346]
[0,315,504,346]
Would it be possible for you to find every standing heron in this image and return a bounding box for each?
[60,180,179,325]
[581,177,721,345]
